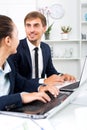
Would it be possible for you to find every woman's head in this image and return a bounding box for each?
[0,15,19,54]
[0,15,13,40]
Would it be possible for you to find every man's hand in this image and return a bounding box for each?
[44,74,76,85]
[44,74,64,85]
[61,73,76,81]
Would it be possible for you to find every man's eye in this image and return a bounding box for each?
[26,24,30,27]
[35,24,39,27]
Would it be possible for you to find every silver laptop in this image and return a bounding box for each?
[0,56,87,119]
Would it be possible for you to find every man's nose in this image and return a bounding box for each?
[30,26,35,32]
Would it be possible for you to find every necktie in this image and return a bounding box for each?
[34,47,38,78]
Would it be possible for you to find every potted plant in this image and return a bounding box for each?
[44,23,53,40]
[61,26,72,40]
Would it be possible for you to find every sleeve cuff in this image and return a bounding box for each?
[39,78,44,84]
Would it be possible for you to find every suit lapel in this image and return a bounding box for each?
[41,43,46,75]
[23,39,32,71]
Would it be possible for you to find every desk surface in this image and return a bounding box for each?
[49,103,84,130]
[0,103,87,130]
[49,85,87,130]
[0,83,87,130]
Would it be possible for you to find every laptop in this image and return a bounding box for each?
[0,56,87,119]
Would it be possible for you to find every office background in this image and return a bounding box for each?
[0,0,79,39]
[0,0,87,78]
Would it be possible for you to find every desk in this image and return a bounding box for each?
[0,103,87,130]
[0,84,87,130]
[49,103,86,130]
[49,84,87,130]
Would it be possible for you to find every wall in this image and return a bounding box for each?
[0,0,37,39]
[36,0,79,40]
[0,0,80,77]
[0,0,79,40]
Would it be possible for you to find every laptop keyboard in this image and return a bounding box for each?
[13,91,71,115]
[59,81,80,91]
[45,91,68,101]
[39,91,71,114]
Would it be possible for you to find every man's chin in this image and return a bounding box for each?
[29,38,36,41]
[29,39,37,44]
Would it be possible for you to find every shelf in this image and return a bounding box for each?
[81,1,87,58]
[81,21,87,24]
[52,58,80,60]
[81,40,87,42]
[42,1,87,78]
[81,2,87,7]
[44,39,80,43]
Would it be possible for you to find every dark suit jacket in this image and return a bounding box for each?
[0,57,39,110]
[11,38,60,82]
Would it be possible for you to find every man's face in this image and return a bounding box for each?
[25,18,46,45]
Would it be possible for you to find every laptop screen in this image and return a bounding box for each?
[79,56,87,86]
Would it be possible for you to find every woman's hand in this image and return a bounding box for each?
[38,84,59,98]
[21,91,51,104]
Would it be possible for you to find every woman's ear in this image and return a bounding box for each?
[5,36,11,47]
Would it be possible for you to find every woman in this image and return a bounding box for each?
[0,15,59,111]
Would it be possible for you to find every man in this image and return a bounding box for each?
[11,11,76,87]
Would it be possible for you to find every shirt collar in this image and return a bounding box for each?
[26,38,40,51]
[0,60,11,74]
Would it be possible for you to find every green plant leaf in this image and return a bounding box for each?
[45,23,53,34]
[61,26,72,33]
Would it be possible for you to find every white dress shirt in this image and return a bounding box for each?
[0,61,11,97]
[27,38,44,83]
